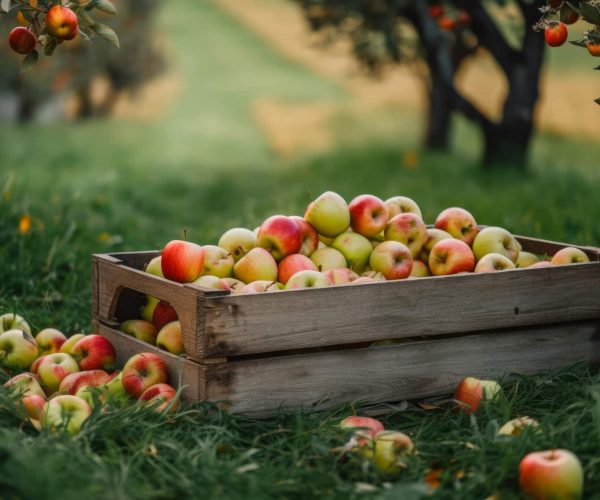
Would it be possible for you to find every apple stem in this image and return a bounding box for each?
[183,229,188,242]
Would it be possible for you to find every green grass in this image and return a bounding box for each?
[1,0,600,498]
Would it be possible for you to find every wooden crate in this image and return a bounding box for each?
[92,235,600,416]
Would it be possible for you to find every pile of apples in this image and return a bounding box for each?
[0,313,179,434]
[123,191,590,354]
[341,376,584,498]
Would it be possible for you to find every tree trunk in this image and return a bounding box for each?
[425,71,453,149]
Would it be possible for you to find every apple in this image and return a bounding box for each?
[71,334,116,371]
[410,259,431,278]
[145,256,163,277]
[516,251,540,268]
[340,416,384,439]
[222,277,246,293]
[369,241,413,280]
[304,191,350,237]
[472,227,520,263]
[120,320,158,344]
[161,240,205,283]
[257,215,303,261]
[550,247,590,265]
[454,376,502,413]
[429,239,475,276]
[41,395,91,434]
[36,353,80,394]
[152,300,178,330]
[348,194,389,238]
[122,353,169,398]
[417,229,453,263]
[474,253,516,273]
[385,196,422,220]
[331,232,373,274]
[3,372,45,398]
[528,261,552,269]
[434,207,479,245]
[240,281,282,294]
[372,431,415,474]
[0,313,31,335]
[234,247,278,283]
[384,213,428,257]
[199,245,234,278]
[0,329,39,371]
[318,234,335,247]
[192,275,232,292]
[350,277,378,285]
[285,270,329,290]
[519,449,583,500]
[59,369,112,395]
[310,247,347,271]
[35,328,67,356]
[361,270,386,281]
[140,296,160,323]
[498,416,539,436]
[139,383,179,413]
[323,268,359,285]
[278,254,317,284]
[8,27,37,54]
[218,228,257,262]
[104,371,129,400]
[45,5,79,40]
[156,321,184,355]
[290,216,319,257]
[59,333,86,354]
[22,394,46,421]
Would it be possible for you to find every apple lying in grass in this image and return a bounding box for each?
[340,416,384,440]
[192,275,231,291]
[22,394,46,421]
[218,227,257,262]
[71,334,116,371]
[278,254,317,285]
[369,241,413,280]
[156,321,184,355]
[331,232,373,274]
[59,333,86,354]
[550,247,590,265]
[429,239,475,276]
[0,329,39,371]
[286,270,329,290]
[41,395,91,434]
[122,353,169,398]
[418,228,453,263]
[290,216,319,257]
[349,194,389,238]
[498,416,539,436]
[161,239,205,283]
[385,196,422,220]
[200,245,234,278]
[152,301,178,330]
[372,431,415,474]
[139,383,179,413]
[36,353,80,394]
[435,207,479,245]
[304,191,351,238]
[257,215,303,261]
[472,226,520,263]
[474,253,516,273]
[35,328,67,356]
[519,449,583,500]
[310,247,347,271]
[454,376,502,413]
[105,371,129,400]
[3,372,46,398]
[0,313,31,335]
[234,247,278,283]
[384,212,428,257]
[121,320,158,344]
[59,369,112,395]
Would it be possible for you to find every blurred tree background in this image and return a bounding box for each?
[0,0,163,122]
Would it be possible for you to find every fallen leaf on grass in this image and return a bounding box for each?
[236,463,259,474]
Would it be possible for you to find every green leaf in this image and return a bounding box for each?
[44,37,58,56]
[91,22,120,48]
[92,0,117,15]
[77,9,97,28]
[1,0,11,13]
[569,39,588,48]
[580,2,600,24]
[595,65,600,70]
[20,49,39,72]
[565,1,581,15]
[595,97,600,105]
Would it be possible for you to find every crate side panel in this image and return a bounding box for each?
[205,320,600,416]
[203,264,600,357]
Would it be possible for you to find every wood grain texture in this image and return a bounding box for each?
[94,320,207,401]
[205,320,600,416]
[202,262,600,357]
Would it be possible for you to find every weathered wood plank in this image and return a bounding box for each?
[94,320,208,401]
[206,320,600,416]
[203,262,600,357]
[108,250,161,271]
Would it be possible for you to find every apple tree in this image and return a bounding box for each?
[293,0,596,169]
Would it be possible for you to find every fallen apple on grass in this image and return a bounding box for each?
[498,416,539,436]
[35,329,67,356]
[122,353,169,398]
[139,383,179,413]
[0,313,32,335]
[454,376,502,413]
[36,353,80,394]
[372,431,415,474]
[71,334,116,372]
[0,329,39,371]
[519,449,583,500]
[41,395,91,434]
[3,372,46,398]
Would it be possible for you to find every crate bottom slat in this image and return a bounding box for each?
[96,319,600,417]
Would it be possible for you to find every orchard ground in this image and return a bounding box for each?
[1,1,599,498]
